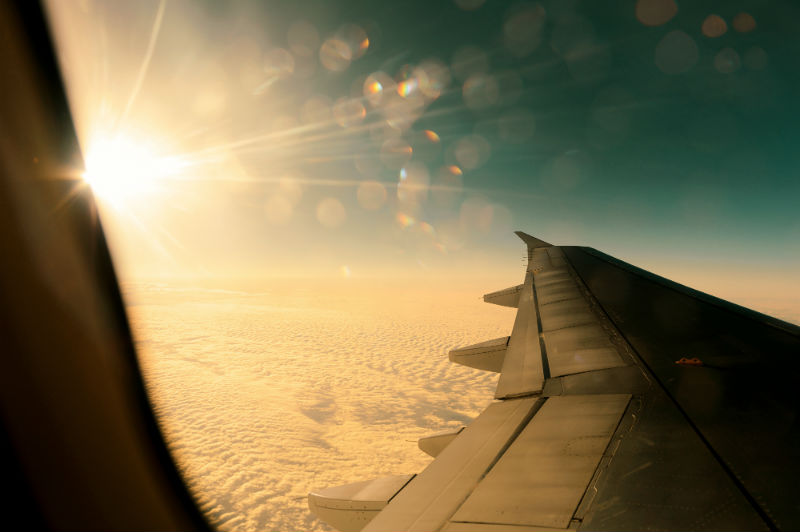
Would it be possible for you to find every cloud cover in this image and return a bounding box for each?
[127,279,515,531]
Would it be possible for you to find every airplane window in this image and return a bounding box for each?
[42,0,799,530]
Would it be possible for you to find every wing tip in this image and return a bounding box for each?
[514,231,552,249]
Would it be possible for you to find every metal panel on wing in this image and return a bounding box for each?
[543,324,625,378]
[363,397,542,532]
[494,272,545,399]
[450,394,630,529]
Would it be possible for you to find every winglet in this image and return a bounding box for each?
[514,231,552,249]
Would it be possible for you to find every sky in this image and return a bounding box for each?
[36,2,800,529]
[45,0,799,317]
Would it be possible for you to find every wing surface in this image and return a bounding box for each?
[309,232,800,532]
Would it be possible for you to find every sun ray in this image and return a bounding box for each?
[118,0,166,127]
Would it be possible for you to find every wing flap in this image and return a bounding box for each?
[538,298,596,332]
[535,283,583,306]
[450,394,630,528]
[363,397,542,532]
[543,366,650,396]
[543,324,626,378]
[493,244,631,401]
[494,272,545,399]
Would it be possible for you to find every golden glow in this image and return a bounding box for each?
[447,164,463,176]
[423,129,440,143]
[82,135,183,206]
[397,78,418,97]
[366,79,383,95]
[396,212,415,227]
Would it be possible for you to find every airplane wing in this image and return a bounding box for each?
[309,232,800,532]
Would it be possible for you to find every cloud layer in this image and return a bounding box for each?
[126,279,516,531]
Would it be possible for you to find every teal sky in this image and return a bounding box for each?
[46,0,799,316]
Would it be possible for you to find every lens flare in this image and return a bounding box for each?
[337,24,369,59]
[423,130,440,143]
[319,38,352,71]
[380,137,413,169]
[447,165,463,175]
[635,0,677,27]
[363,72,395,106]
[263,48,295,80]
[316,197,347,227]
[714,47,741,74]
[397,78,418,97]
[366,80,382,95]
[432,166,464,209]
[419,221,435,235]
[356,180,387,210]
[701,14,727,38]
[396,212,416,227]
[333,97,366,127]
[416,59,450,100]
[733,12,756,33]
[654,30,698,75]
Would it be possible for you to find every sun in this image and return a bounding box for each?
[82,135,182,207]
